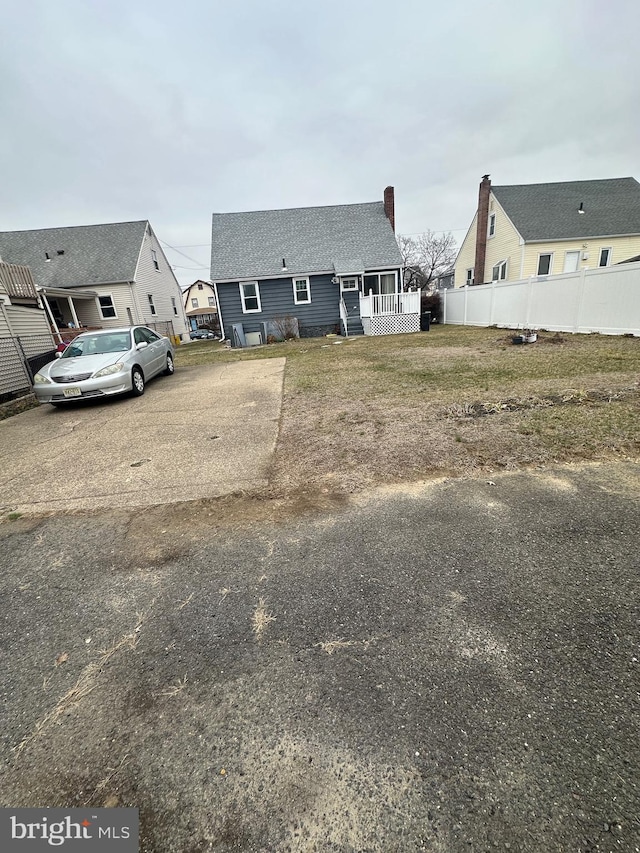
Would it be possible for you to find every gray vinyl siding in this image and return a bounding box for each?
[132,229,189,337]
[3,304,53,338]
[217,274,339,337]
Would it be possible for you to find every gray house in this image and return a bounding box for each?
[0,221,189,343]
[210,187,418,346]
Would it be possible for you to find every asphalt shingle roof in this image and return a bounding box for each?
[210,202,402,280]
[0,221,148,289]
[492,177,640,242]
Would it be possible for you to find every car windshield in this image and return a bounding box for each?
[61,332,131,358]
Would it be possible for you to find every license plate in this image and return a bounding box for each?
[63,388,82,398]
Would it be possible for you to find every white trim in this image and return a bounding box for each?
[239,281,262,313]
[340,276,358,292]
[292,276,311,304]
[599,247,612,267]
[523,232,640,244]
[97,292,118,320]
[536,251,554,276]
[465,267,474,286]
[147,293,157,316]
[212,264,402,285]
[488,212,496,238]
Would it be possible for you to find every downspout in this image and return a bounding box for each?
[213,281,225,340]
[128,281,143,323]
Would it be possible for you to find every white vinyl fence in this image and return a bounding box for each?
[443,261,640,336]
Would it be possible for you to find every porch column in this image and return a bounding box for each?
[67,295,80,328]
[40,291,63,343]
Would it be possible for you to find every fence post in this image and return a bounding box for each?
[442,288,447,324]
[489,281,496,325]
[573,267,587,333]
[463,286,468,325]
[525,276,534,328]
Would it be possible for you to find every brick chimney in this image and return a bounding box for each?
[473,174,491,285]
[383,186,395,232]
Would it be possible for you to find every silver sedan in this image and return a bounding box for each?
[33,326,175,406]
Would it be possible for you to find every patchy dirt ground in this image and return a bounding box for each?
[2,462,639,852]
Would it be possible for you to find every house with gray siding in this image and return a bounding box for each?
[211,187,419,345]
[0,221,189,343]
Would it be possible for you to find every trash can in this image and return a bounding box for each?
[420,311,431,331]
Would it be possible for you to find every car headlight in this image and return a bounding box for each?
[93,362,125,378]
[34,373,52,384]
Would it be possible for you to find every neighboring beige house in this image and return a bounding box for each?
[455,176,640,288]
[183,280,219,331]
[0,221,189,342]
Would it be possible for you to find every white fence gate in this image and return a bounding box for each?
[442,262,640,336]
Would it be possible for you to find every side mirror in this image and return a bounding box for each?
[136,341,148,350]
[55,351,63,358]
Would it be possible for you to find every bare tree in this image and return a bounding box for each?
[398,231,457,291]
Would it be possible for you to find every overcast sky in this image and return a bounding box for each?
[2,0,639,286]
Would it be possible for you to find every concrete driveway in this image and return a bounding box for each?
[0,358,285,514]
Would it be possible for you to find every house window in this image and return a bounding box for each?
[208,296,215,307]
[240,281,261,313]
[363,271,397,295]
[191,298,199,309]
[341,277,358,290]
[147,294,157,316]
[293,277,311,304]
[599,248,612,267]
[171,297,178,316]
[537,253,553,275]
[492,260,507,281]
[466,268,474,285]
[97,294,117,319]
[488,213,496,238]
[151,249,160,271]
[198,282,204,290]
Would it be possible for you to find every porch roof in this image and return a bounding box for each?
[38,285,98,299]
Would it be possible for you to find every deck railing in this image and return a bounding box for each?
[359,291,420,318]
[339,297,349,337]
[0,263,38,300]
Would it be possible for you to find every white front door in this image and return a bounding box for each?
[563,251,580,273]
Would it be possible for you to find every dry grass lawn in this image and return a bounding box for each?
[177,327,640,495]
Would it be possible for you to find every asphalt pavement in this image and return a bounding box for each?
[1,461,638,852]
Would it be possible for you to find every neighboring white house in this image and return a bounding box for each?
[0,221,189,342]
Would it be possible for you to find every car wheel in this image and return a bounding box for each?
[163,353,175,375]
[131,367,145,396]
